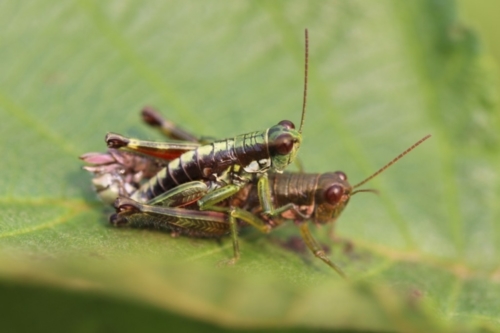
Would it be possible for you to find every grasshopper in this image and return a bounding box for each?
[83,106,430,276]
[82,29,430,275]
[83,103,430,277]
[109,134,430,277]
[104,30,310,209]
[83,109,306,265]
[82,31,311,264]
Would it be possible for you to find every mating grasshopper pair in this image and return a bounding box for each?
[82,105,429,278]
[81,30,430,278]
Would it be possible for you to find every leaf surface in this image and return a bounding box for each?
[0,1,499,332]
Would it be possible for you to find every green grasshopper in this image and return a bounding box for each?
[109,134,430,277]
[106,30,311,210]
[84,105,429,277]
[82,30,312,264]
[86,99,306,265]
[85,28,311,205]
[83,111,307,265]
[82,29,430,275]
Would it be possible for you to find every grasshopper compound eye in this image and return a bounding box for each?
[324,184,344,205]
[278,120,295,130]
[272,133,295,155]
[334,171,347,181]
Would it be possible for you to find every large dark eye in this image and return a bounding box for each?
[278,120,295,130]
[272,133,294,155]
[324,185,343,205]
[334,171,347,181]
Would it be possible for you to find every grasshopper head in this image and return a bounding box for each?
[267,120,302,173]
[313,171,353,224]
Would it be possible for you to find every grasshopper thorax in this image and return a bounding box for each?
[267,120,302,173]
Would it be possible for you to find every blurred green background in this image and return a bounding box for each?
[460,0,500,83]
[1,1,500,332]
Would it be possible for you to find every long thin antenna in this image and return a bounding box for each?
[299,29,308,134]
[352,135,431,189]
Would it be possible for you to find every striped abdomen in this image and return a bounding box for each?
[133,130,270,202]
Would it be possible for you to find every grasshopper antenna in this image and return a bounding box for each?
[352,134,431,193]
[299,29,308,134]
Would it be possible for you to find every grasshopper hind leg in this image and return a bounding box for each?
[110,197,244,264]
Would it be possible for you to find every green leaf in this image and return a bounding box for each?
[1,1,499,332]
